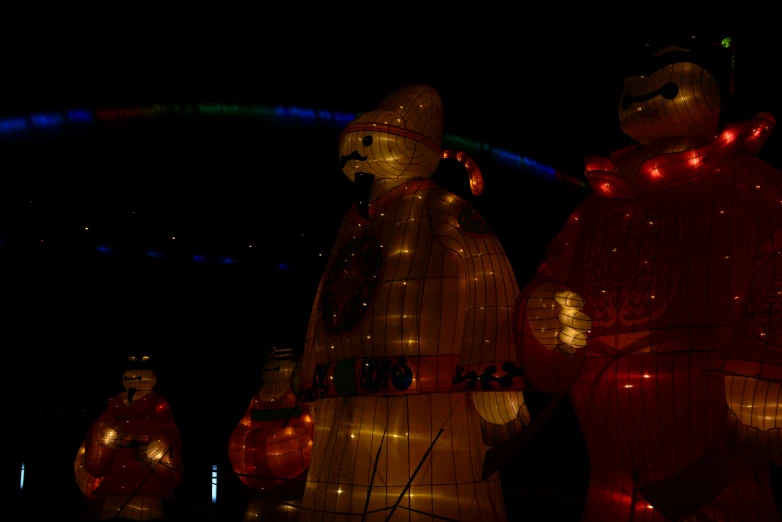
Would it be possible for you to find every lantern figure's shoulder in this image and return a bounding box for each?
[725,153,782,190]
[426,187,498,254]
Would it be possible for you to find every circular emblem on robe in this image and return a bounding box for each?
[581,203,683,329]
[321,233,385,339]
[456,203,492,236]
[747,278,782,350]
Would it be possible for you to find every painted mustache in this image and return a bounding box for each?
[340,150,367,168]
[622,82,679,110]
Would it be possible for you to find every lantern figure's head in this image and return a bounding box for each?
[123,355,157,392]
[338,84,443,183]
[258,347,298,402]
[619,36,734,144]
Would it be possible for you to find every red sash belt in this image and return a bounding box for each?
[296,355,528,403]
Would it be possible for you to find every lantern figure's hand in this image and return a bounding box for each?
[526,285,592,359]
[139,439,169,466]
[94,423,127,447]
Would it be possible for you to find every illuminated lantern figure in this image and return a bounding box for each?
[228,347,314,521]
[295,84,529,522]
[74,355,183,520]
[515,37,782,521]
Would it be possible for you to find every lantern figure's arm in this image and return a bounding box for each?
[140,395,183,488]
[715,159,782,467]
[518,207,591,356]
[426,188,531,432]
[426,188,519,364]
[74,442,101,498]
[723,236,782,432]
[509,203,591,393]
[149,428,183,490]
[83,404,120,478]
[228,421,251,483]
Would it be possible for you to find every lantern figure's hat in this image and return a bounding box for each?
[626,35,736,120]
[338,84,484,216]
[347,84,444,157]
[265,346,297,361]
[124,353,158,372]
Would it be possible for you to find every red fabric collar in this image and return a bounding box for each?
[585,113,776,199]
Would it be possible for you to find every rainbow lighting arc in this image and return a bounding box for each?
[0,104,587,190]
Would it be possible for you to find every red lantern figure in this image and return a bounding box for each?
[228,348,314,521]
[294,85,529,522]
[74,355,183,520]
[515,37,782,521]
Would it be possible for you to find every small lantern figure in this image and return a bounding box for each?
[295,85,528,521]
[228,347,313,521]
[74,354,183,520]
[515,37,782,521]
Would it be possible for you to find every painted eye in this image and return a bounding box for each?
[362,135,373,147]
[141,356,150,361]
[128,356,137,362]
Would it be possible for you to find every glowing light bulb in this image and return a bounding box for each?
[212,465,217,503]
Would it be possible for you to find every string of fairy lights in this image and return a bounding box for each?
[0,103,588,268]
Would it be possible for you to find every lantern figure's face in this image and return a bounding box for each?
[619,46,721,144]
[339,84,443,183]
[258,359,297,402]
[122,368,157,391]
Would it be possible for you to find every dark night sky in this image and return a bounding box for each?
[2,27,781,520]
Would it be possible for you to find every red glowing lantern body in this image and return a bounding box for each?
[78,390,183,519]
[228,353,314,521]
[516,113,782,521]
[228,390,314,492]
